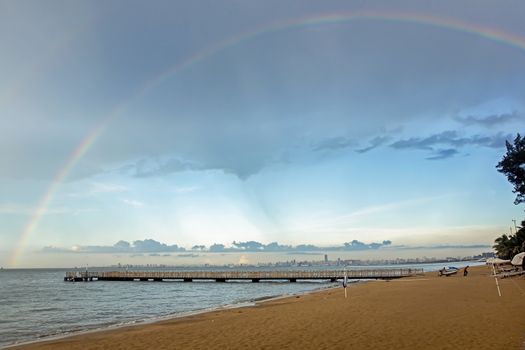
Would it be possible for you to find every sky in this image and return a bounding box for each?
[1,0,524,267]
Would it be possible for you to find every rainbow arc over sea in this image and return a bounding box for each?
[9,10,525,267]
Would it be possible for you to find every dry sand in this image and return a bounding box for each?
[10,266,525,350]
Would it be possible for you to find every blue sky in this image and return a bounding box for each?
[1,1,524,267]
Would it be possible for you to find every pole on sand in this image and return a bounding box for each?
[343,270,348,299]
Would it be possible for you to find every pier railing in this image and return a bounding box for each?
[64,268,423,282]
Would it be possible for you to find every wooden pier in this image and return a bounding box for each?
[64,268,423,282]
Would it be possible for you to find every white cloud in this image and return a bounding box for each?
[121,198,144,208]
[284,194,457,234]
[0,204,31,215]
[68,182,128,198]
[173,186,200,194]
[90,182,128,194]
[0,204,95,215]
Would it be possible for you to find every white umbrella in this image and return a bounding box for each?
[486,257,511,265]
[511,252,525,266]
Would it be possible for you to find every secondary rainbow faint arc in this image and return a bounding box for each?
[10,10,525,266]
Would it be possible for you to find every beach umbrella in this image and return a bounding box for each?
[486,258,511,265]
[510,252,525,266]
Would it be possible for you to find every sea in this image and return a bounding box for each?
[0,262,476,348]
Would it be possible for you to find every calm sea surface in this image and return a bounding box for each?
[0,262,475,348]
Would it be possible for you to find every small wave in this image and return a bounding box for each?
[31,307,62,312]
[249,295,281,302]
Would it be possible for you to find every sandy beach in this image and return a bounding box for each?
[10,266,525,350]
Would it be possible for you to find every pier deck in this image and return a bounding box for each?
[64,268,423,282]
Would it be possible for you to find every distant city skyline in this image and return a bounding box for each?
[1,1,524,267]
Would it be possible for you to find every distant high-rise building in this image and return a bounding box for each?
[324,254,328,263]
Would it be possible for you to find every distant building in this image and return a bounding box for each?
[324,254,328,263]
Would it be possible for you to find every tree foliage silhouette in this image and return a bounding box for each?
[496,133,525,205]
[493,133,525,258]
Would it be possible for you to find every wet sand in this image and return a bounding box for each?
[10,266,525,350]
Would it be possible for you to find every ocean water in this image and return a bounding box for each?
[0,262,475,348]
[0,268,335,348]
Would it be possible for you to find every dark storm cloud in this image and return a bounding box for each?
[455,112,523,128]
[3,1,525,183]
[43,22,523,181]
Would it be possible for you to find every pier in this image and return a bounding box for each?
[64,268,423,282]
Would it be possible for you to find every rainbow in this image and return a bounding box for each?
[8,116,111,266]
[9,10,525,266]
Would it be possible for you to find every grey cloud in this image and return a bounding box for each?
[148,253,171,257]
[178,253,200,258]
[232,241,264,250]
[205,240,392,252]
[425,149,459,160]
[390,131,512,156]
[355,136,391,154]
[394,244,490,250]
[206,158,270,180]
[44,239,392,254]
[113,240,131,251]
[390,131,458,151]
[313,137,355,152]
[125,151,273,180]
[53,239,186,253]
[133,158,200,178]
[132,239,185,252]
[45,240,489,254]
[3,2,525,184]
[41,246,71,253]
[209,243,226,252]
[287,252,323,255]
[455,112,523,128]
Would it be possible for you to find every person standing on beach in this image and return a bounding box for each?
[463,266,469,276]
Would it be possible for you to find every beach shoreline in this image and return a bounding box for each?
[7,265,525,350]
[1,280,340,349]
